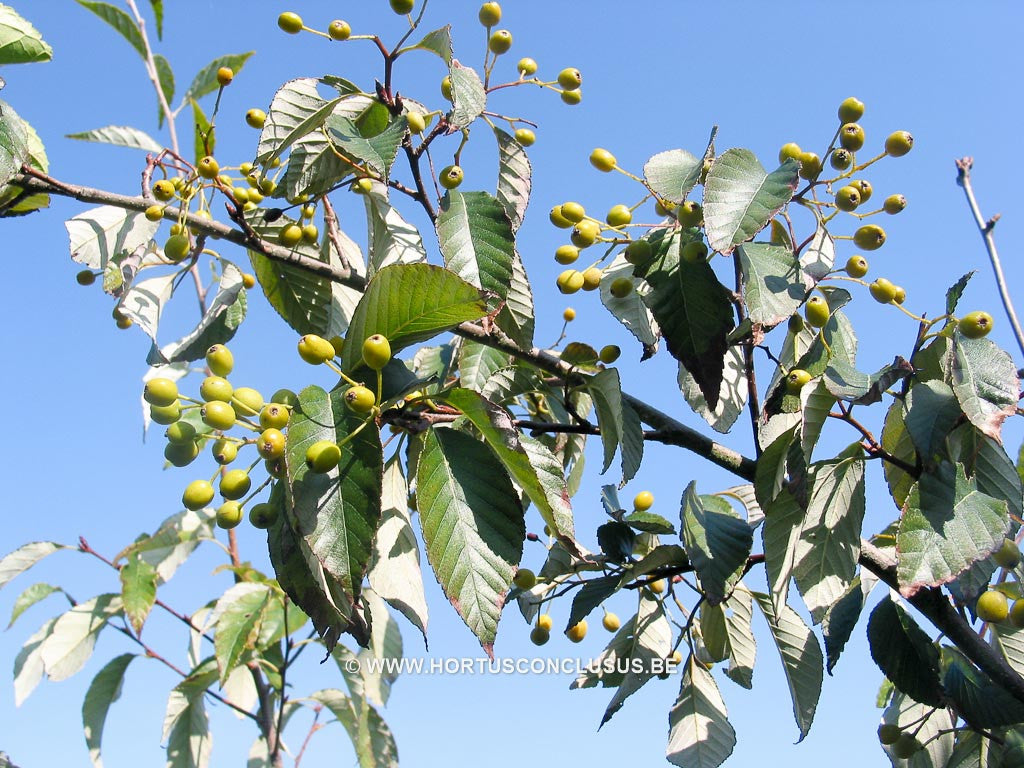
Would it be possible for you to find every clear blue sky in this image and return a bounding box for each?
[2,1,1023,766]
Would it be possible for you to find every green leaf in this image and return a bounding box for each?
[362,181,428,276]
[119,553,157,635]
[213,583,271,686]
[882,399,917,510]
[799,379,835,460]
[76,2,145,58]
[666,657,737,768]
[905,380,963,459]
[82,653,135,768]
[448,62,485,129]
[153,54,174,127]
[736,243,805,328]
[623,511,676,535]
[721,586,756,688]
[311,689,399,768]
[680,482,753,605]
[355,589,404,707]
[8,582,63,628]
[598,521,636,563]
[402,25,453,63]
[147,0,163,38]
[437,190,532,348]
[942,646,1024,728]
[341,264,488,371]
[0,541,66,590]
[190,98,213,163]
[897,462,1009,596]
[679,349,747,434]
[566,575,620,633]
[66,204,160,270]
[823,356,914,406]
[116,507,215,584]
[951,334,1019,442]
[185,52,253,101]
[458,340,510,391]
[0,5,52,64]
[493,126,531,232]
[644,148,703,205]
[946,271,976,317]
[14,617,56,705]
[636,229,734,408]
[572,612,639,690]
[40,594,122,682]
[586,368,627,474]
[66,125,163,153]
[163,669,213,768]
[415,427,524,654]
[821,575,874,674]
[754,424,798,509]
[703,150,799,253]
[0,101,28,188]
[119,272,176,346]
[798,224,835,281]
[153,264,247,365]
[752,591,823,741]
[866,596,945,706]
[368,456,428,642]
[600,253,659,349]
[947,423,1024,522]
[256,78,364,166]
[325,114,407,178]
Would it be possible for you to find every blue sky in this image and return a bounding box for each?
[2,1,1023,766]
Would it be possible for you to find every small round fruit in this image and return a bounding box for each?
[609,278,633,299]
[849,179,872,202]
[362,334,392,370]
[204,344,234,377]
[406,110,426,135]
[891,734,922,760]
[804,295,830,327]
[328,19,351,40]
[164,441,200,467]
[478,2,501,26]
[869,278,898,304]
[257,428,286,460]
[885,131,914,157]
[559,201,585,223]
[556,269,584,294]
[853,224,886,251]
[259,404,290,430]
[590,148,617,172]
[1011,600,1024,629]
[838,96,865,123]
[555,244,580,264]
[76,269,97,287]
[634,491,654,511]
[201,400,237,431]
[602,612,621,632]
[839,123,865,152]
[440,75,453,101]
[153,179,175,201]
[677,201,703,228]
[200,376,233,403]
[216,501,244,529]
[513,569,537,590]
[648,579,665,594]
[301,224,319,244]
[216,67,233,87]
[976,588,1009,623]
[681,241,708,264]
[212,438,238,465]
[196,156,219,180]
[279,224,303,247]
[517,57,538,76]
[165,421,197,445]
[488,29,512,54]
[560,89,582,106]
[164,234,191,263]
[788,315,805,333]
[537,614,554,632]
[599,345,621,364]
[182,480,215,511]
[511,127,535,147]
[389,0,414,13]
[439,165,464,190]
[570,220,601,248]
[298,334,336,364]
[150,402,182,425]
[892,286,907,305]
[562,307,576,322]
[242,273,256,289]
[115,311,133,329]
[232,387,264,417]
[272,389,300,408]
[877,724,902,746]
[345,385,376,414]
[567,619,587,643]
[778,142,802,164]
[624,240,652,265]
[958,311,994,339]
[249,503,278,529]
[994,538,1021,569]
[830,148,852,170]
[219,469,252,500]
[581,267,603,292]
[278,12,303,33]
[305,440,341,473]
[785,369,812,394]
[883,194,907,215]
[549,205,574,229]
[557,67,582,90]
[145,378,179,407]
[845,255,869,278]
[144,204,164,223]
[798,152,822,180]
[605,204,632,227]
[834,185,861,212]
[530,626,550,646]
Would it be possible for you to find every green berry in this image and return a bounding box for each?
[145,378,179,407]
[517,57,538,76]
[216,501,244,529]
[581,267,603,292]
[530,626,550,646]
[804,296,830,327]
[605,204,632,227]
[249,503,278,529]
[76,269,97,286]
[259,404,290,430]
[164,234,191,263]
[478,2,501,26]
[216,67,233,87]
[389,0,414,13]
[301,224,319,244]
[265,458,286,478]
[513,568,537,589]
[556,269,585,294]
[278,12,303,33]
[211,438,238,465]
[257,428,286,460]
[272,389,300,408]
[182,480,215,511]
[609,277,633,299]
[681,241,708,264]
[219,469,252,500]
[885,131,914,157]
[560,89,582,106]
[838,97,865,124]
[853,224,886,251]
[883,194,907,215]
[891,734,922,760]
[488,29,512,54]
[549,205,574,229]
[232,387,264,418]
[150,402,182,425]
[165,421,197,445]
[869,278,898,304]
[677,201,703,227]
[144,204,164,223]
[778,142,802,164]
[566,619,587,643]
[298,334,336,365]
[559,201,585,223]
[570,220,601,248]
[407,110,426,134]
[839,123,865,152]
[634,490,654,511]
[834,185,861,212]
[440,75,453,102]
[306,440,341,473]
[624,239,652,265]
[201,400,237,431]
[153,179,175,201]
[200,375,233,403]
[830,148,852,170]
[362,334,392,370]
[785,369,812,394]
[164,441,200,467]
[197,156,219,180]
[599,345,621,364]
[845,255,869,278]
[555,244,580,264]
[994,538,1021,568]
[562,307,576,322]
[892,286,907,305]
[439,165,464,190]
[602,612,621,632]
[328,19,351,40]
[958,311,994,339]
[557,68,582,90]
[1011,600,1024,628]
[589,148,616,172]
[280,224,303,247]
[798,152,822,180]
[345,385,376,413]
[849,179,872,202]
[877,724,902,746]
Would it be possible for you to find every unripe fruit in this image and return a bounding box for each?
[278,12,303,33]
[232,387,264,417]
[605,204,632,227]
[165,421,198,445]
[389,0,414,14]
[144,204,164,222]
[362,334,392,370]
[838,96,865,124]
[590,148,617,172]
[345,385,376,413]
[440,75,453,101]
[549,205,574,229]
[517,57,538,76]
[677,201,703,228]
[145,378,179,407]
[439,165,464,189]
[634,491,654,511]
[537,614,554,632]
[182,480,215,511]
[76,269,97,286]
[555,244,580,265]
[153,179,175,201]
[624,239,653,265]
[328,20,351,40]
[164,441,200,467]
[216,67,233,87]
[257,428,286,460]
[407,110,426,134]
[562,307,576,322]
[272,389,300,408]
[530,626,550,646]
[301,224,318,244]
[609,278,633,299]
[602,612,621,632]
[958,311,994,339]
[778,142,802,164]
[834,185,861,212]
[249,503,278,529]
[648,579,666,594]
[557,67,583,90]
[200,375,233,403]
[559,201,585,223]
[488,29,512,54]
[869,278,898,304]
[280,224,303,247]
[513,568,537,589]
[478,2,501,26]
[557,269,584,293]
[197,156,219,180]
[830,148,852,170]
[845,255,869,278]
[560,89,582,106]
[212,438,238,465]
[839,123,865,152]
[352,178,374,195]
[785,369,812,394]
[306,440,341,473]
[798,152,822,180]
[976,589,1009,623]
[259,404,290,430]
[885,131,914,157]
[164,234,191,263]
[883,194,907,214]
[788,315,805,333]
[877,724,902,746]
[849,179,872,202]
[804,295,830,327]
[567,619,587,643]
[570,220,601,248]
[891,734,922,760]
[216,501,244,529]
[1011,600,1024,629]
[581,267,603,292]
[298,334,336,364]
[892,286,907,305]
[599,345,621,364]
[853,224,886,251]
[994,538,1021,569]
[681,241,708,264]
[150,402,182,425]
[201,400,237,431]
[115,311,133,329]
[203,344,234,376]
[219,469,252,500]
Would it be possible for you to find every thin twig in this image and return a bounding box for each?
[124,0,179,156]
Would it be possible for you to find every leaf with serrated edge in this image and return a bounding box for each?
[0,541,66,590]
[403,25,453,63]
[0,5,53,64]
[799,224,835,281]
[66,126,162,152]
[494,126,531,232]
[213,583,271,686]
[822,573,876,674]
[666,657,737,768]
[880,691,954,767]
[164,684,212,768]
[82,653,135,768]
[14,617,56,705]
[736,243,805,327]
[587,368,626,474]
[679,349,747,435]
[185,52,253,101]
[951,334,1019,442]
[362,181,428,276]
[119,272,175,345]
[600,253,659,347]
[867,595,944,707]
[8,582,63,629]
[644,148,702,204]
[256,78,343,164]
[76,2,145,58]
[119,554,157,635]
[681,482,753,605]
[66,205,160,270]
[449,62,485,129]
[722,586,756,689]
[40,594,122,682]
